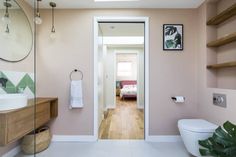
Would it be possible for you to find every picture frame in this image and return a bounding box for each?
[163,24,184,51]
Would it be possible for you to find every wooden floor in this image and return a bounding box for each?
[99,97,144,139]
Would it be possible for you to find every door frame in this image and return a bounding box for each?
[93,16,150,140]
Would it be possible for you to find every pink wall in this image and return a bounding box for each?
[198,0,236,126]
[216,0,236,89]
[2,0,236,155]
[0,0,34,156]
[36,8,199,136]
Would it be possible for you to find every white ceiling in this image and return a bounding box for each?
[99,23,144,36]
[25,0,205,9]
[99,23,144,46]
[0,1,20,9]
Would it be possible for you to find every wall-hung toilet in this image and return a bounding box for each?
[178,119,218,157]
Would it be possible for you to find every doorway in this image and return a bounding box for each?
[94,17,149,141]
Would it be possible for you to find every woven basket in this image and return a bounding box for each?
[21,126,52,155]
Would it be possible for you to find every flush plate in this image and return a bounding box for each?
[213,93,227,108]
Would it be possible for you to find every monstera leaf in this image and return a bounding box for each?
[199,121,236,157]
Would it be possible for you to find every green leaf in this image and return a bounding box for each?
[224,121,236,138]
[165,40,175,48]
[215,127,232,140]
[223,146,236,156]
[199,149,215,156]
[199,138,213,149]
[213,133,234,147]
[198,121,236,157]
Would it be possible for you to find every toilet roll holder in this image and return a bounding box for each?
[171,96,185,102]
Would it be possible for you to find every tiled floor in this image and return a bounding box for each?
[16,140,192,157]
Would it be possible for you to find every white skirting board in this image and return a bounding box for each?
[2,146,21,157]
[146,136,182,142]
[52,135,182,143]
[52,135,97,142]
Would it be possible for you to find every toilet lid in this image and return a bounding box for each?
[178,119,218,133]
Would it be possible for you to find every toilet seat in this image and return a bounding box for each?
[178,119,218,133]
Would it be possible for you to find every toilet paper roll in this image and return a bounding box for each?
[172,96,185,103]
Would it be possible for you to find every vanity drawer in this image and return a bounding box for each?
[7,107,34,143]
[36,102,50,128]
[0,98,58,146]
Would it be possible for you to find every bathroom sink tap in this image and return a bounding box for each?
[0,78,8,88]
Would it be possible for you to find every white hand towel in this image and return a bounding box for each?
[70,80,84,109]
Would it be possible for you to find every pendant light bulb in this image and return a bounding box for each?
[50,26,56,39]
[3,24,10,38]
[34,12,42,25]
[50,31,56,39]
[2,2,11,24]
[5,24,10,33]
[49,2,56,39]
[34,0,42,25]
[2,13,11,24]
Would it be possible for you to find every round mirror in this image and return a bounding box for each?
[0,0,33,62]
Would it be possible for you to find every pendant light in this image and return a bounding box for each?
[34,0,42,24]
[49,2,56,39]
[5,24,10,34]
[2,0,11,24]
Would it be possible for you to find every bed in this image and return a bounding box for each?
[120,80,137,100]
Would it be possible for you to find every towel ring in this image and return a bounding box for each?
[70,69,83,81]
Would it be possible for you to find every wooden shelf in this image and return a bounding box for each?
[207,3,236,25]
[207,32,236,47]
[207,61,236,69]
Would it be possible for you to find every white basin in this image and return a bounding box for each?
[0,94,28,111]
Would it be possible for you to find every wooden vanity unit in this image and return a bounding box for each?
[0,98,58,146]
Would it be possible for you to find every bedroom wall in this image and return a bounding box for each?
[37,8,199,136]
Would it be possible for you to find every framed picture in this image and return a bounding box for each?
[163,24,184,51]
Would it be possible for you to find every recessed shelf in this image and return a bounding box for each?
[207,3,236,25]
[207,32,236,47]
[207,61,236,69]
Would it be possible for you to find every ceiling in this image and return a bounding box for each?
[0,1,20,9]
[25,0,205,9]
[99,23,144,36]
[99,23,144,46]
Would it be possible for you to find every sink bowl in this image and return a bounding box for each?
[0,94,28,111]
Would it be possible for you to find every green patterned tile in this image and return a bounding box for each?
[5,87,17,93]
[0,72,16,93]
[16,74,34,94]
[28,85,35,94]
[0,71,35,95]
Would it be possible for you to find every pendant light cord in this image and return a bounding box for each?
[37,0,39,15]
[5,0,9,17]
[50,2,56,33]
[6,0,8,15]
[52,5,54,29]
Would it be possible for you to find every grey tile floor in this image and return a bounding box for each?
[16,140,192,157]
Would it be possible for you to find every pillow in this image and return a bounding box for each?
[123,85,136,89]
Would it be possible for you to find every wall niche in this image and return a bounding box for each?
[206,0,236,90]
